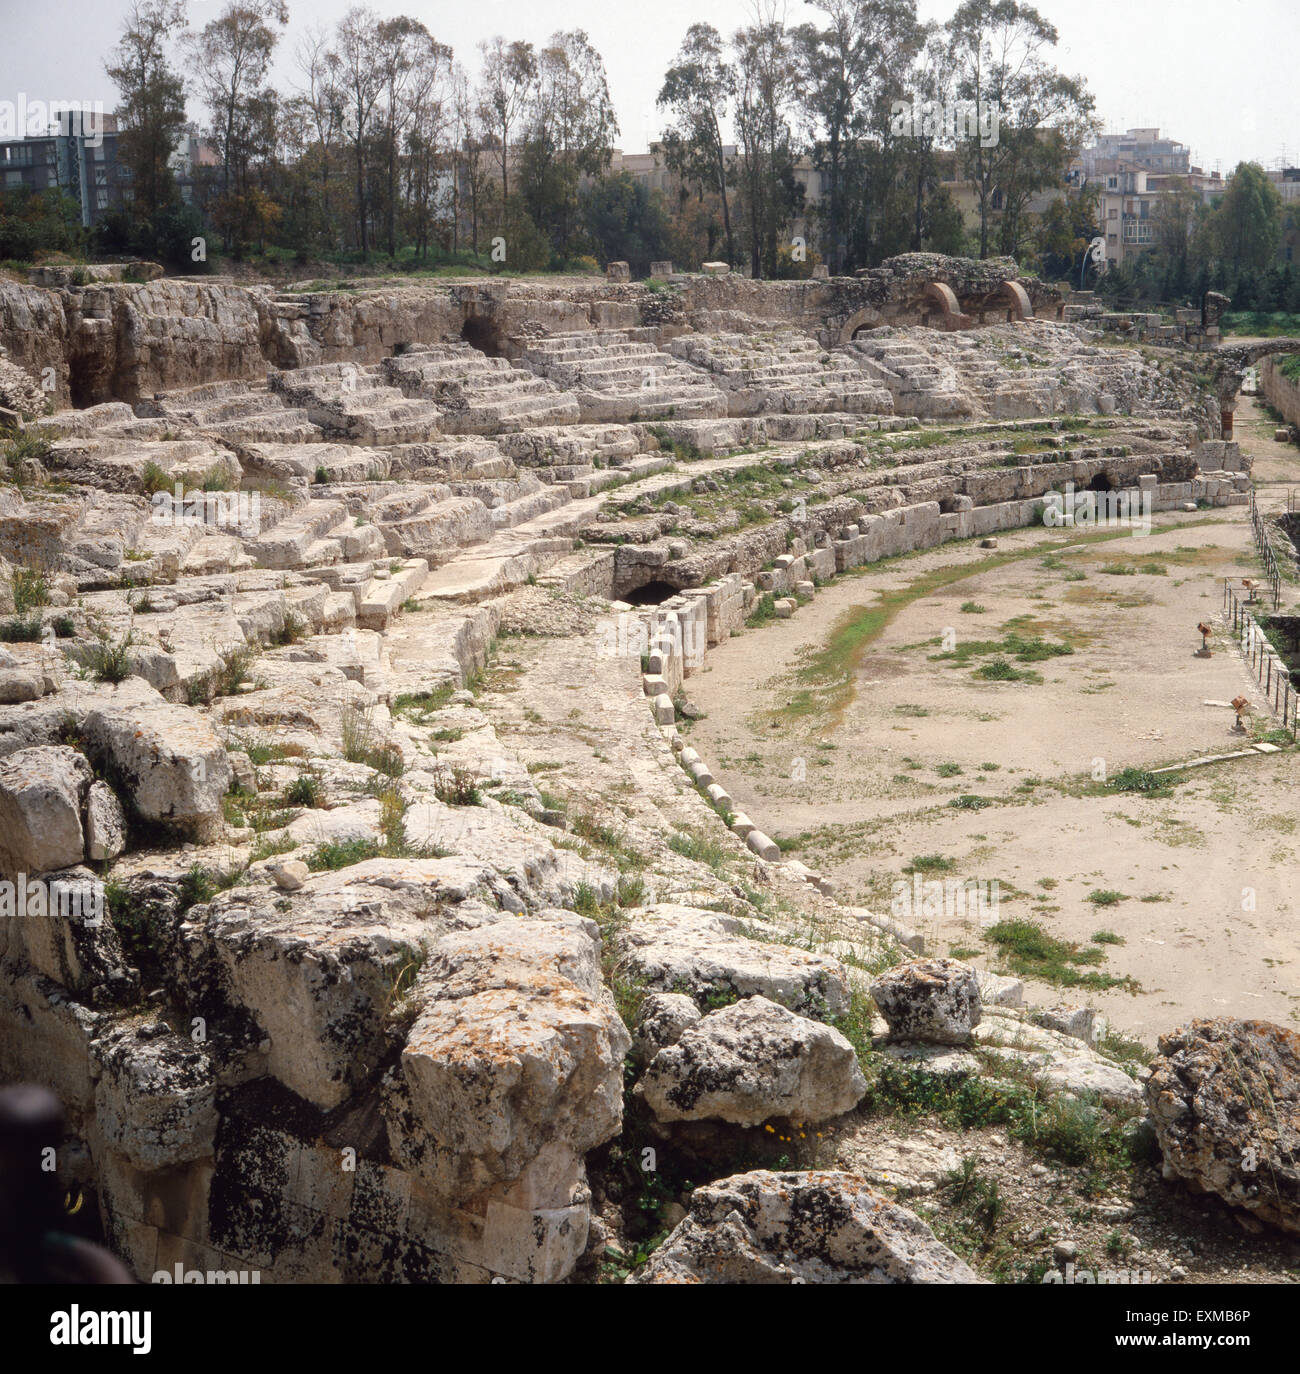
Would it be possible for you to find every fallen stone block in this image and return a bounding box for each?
[616,904,850,1017]
[83,686,231,842]
[638,995,866,1126]
[629,1170,982,1283]
[871,958,981,1046]
[1145,1018,1300,1235]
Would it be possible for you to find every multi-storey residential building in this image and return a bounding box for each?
[0,112,129,226]
[1079,128,1191,178]
[1071,130,1223,268]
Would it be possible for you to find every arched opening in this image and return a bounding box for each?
[995,279,1033,323]
[838,308,881,345]
[1087,471,1116,493]
[461,314,505,357]
[621,579,680,607]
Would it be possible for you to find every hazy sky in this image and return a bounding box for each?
[0,0,1294,174]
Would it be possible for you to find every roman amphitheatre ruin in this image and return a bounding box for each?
[1,252,1299,1284]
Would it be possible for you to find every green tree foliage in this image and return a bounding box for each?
[0,188,85,261]
[657,24,737,267]
[104,0,190,224]
[947,0,1096,261]
[1207,162,1282,274]
[580,173,670,276]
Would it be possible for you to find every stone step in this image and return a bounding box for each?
[488,485,571,530]
[209,412,323,445]
[242,443,394,483]
[357,559,430,630]
[376,495,496,563]
[247,499,350,569]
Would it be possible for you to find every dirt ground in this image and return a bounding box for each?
[686,507,1300,1041]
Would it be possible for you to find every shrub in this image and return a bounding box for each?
[341,701,405,777]
[1109,767,1177,796]
[140,460,170,496]
[84,629,137,683]
[11,568,49,613]
[0,617,41,642]
[284,775,324,808]
[434,765,480,807]
[307,837,384,871]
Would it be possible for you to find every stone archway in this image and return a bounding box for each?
[920,282,975,331]
[1212,338,1300,436]
[996,279,1033,322]
[838,307,882,345]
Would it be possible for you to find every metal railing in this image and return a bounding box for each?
[1223,579,1298,736]
[1248,488,1282,609]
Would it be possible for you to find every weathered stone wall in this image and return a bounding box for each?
[0,283,70,406]
[1261,354,1300,431]
[0,256,1064,413]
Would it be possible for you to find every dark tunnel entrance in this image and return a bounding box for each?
[621,580,680,607]
[460,314,506,357]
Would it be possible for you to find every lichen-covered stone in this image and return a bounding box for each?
[616,904,850,1018]
[630,1170,983,1283]
[638,995,866,1125]
[870,958,981,1045]
[1145,1019,1300,1234]
[93,1023,218,1169]
[0,744,90,875]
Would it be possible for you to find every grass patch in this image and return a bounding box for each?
[667,828,731,874]
[571,811,646,871]
[284,775,324,808]
[11,568,49,613]
[745,592,778,628]
[306,837,384,871]
[341,702,404,776]
[1087,889,1126,907]
[1108,767,1179,798]
[83,629,137,684]
[0,616,42,642]
[392,684,455,722]
[903,854,956,874]
[433,765,481,807]
[984,919,1137,992]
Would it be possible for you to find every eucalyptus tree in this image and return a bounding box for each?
[104,0,189,224]
[946,0,1095,259]
[521,31,618,258]
[477,37,537,205]
[657,23,737,266]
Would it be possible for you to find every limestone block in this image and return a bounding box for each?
[638,996,867,1125]
[871,958,981,1045]
[631,1170,981,1284]
[0,744,90,875]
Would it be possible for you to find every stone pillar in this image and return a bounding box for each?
[606,261,631,282]
[649,261,673,277]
